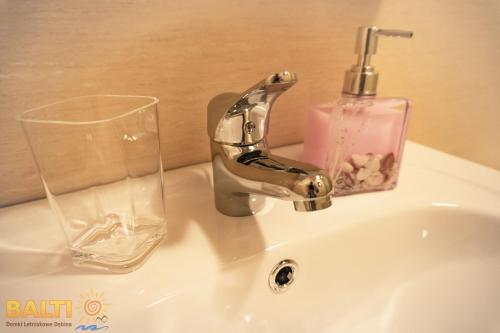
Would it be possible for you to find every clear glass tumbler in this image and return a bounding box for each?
[18,95,166,273]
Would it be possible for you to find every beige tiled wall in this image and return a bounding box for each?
[1,0,499,206]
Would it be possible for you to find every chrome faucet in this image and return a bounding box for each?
[207,71,333,217]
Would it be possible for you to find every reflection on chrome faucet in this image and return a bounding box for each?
[207,71,333,217]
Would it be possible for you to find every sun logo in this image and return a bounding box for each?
[76,289,110,325]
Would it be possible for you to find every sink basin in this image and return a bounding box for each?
[1,142,499,332]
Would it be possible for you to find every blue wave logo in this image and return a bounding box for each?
[75,324,109,331]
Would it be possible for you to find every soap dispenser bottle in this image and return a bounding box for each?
[303,26,413,196]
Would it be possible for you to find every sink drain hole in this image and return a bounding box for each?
[275,266,293,286]
[269,260,298,293]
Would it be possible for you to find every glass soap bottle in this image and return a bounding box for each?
[303,26,413,196]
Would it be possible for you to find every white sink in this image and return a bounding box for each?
[1,142,499,332]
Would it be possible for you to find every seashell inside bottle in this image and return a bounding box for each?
[326,96,411,196]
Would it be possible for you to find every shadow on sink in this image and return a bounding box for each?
[162,166,267,317]
[162,166,267,263]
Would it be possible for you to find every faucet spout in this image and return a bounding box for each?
[294,197,332,212]
[207,71,333,217]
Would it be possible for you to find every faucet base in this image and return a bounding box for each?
[215,192,266,217]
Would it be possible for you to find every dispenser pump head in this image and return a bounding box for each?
[342,26,413,96]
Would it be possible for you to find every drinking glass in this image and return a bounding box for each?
[18,95,166,273]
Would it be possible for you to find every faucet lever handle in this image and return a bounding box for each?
[207,71,297,146]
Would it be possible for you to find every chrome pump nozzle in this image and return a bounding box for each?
[343,26,414,96]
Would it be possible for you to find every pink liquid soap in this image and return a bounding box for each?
[303,95,411,196]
